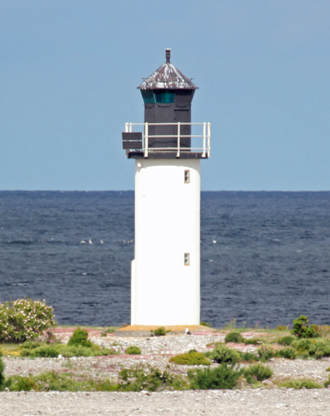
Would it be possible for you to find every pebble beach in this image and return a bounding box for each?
[1,328,330,415]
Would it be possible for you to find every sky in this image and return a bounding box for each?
[1,0,330,191]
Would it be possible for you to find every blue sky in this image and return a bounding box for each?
[1,0,329,191]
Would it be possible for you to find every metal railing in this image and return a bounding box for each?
[125,122,211,158]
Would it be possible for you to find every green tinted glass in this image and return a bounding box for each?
[141,91,155,104]
[154,90,175,103]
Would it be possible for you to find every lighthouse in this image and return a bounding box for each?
[122,49,210,326]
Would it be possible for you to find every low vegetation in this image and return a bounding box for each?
[209,344,241,365]
[279,378,324,389]
[292,315,319,339]
[169,350,211,366]
[20,328,117,358]
[2,313,330,392]
[125,346,141,355]
[150,327,170,337]
[243,363,273,382]
[188,364,241,390]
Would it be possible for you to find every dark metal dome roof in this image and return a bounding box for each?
[138,49,198,91]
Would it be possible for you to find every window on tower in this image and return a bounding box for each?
[154,90,175,103]
[184,253,190,266]
[141,90,175,104]
[184,170,190,183]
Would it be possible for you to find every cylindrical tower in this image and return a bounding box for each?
[122,49,210,326]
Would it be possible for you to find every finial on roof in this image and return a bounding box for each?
[165,48,171,63]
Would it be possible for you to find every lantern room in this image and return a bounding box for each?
[122,49,210,159]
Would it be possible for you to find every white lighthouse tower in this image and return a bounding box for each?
[122,49,210,326]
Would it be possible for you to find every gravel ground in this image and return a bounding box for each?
[2,331,330,415]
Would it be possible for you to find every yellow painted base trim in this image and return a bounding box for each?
[116,324,212,332]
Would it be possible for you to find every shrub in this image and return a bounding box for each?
[244,338,263,345]
[240,352,259,362]
[0,298,56,343]
[278,336,295,346]
[150,327,169,337]
[313,339,330,359]
[68,328,92,348]
[118,365,183,392]
[27,345,59,358]
[210,344,241,364]
[257,345,276,362]
[280,378,323,389]
[277,347,297,360]
[225,332,244,343]
[291,315,318,339]
[291,338,314,356]
[4,371,111,392]
[20,342,117,358]
[0,351,5,390]
[324,375,330,388]
[244,363,273,381]
[126,346,141,355]
[188,363,241,390]
[169,351,211,366]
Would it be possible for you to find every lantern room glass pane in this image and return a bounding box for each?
[154,90,175,103]
[141,90,155,104]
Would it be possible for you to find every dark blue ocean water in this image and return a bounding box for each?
[0,191,329,328]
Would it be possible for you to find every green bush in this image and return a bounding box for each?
[118,365,184,392]
[150,327,169,337]
[291,315,318,339]
[240,352,259,362]
[126,346,141,355]
[68,328,92,348]
[257,345,276,362]
[4,371,117,392]
[243,338,263,345]
[280,378,323,389]
[324,375,330,388]
[277,347,297,360]
[244,363,273,381]
[0,298,56,343]
[291,338,314,357]
[0,351,5,390]
[225,332,244,343]
[188,363,241,390]
[169,351,211,366]
[312,339,330,359]
[278,336,295,346]
[20,342,117,358]
[210,344,241,364]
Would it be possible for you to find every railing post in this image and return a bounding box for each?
[176,122,181,158]
[144,122,149,158]
[202,122,206,158]
[208,122,211,157]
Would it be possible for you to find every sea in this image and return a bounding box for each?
[0,191,329,329]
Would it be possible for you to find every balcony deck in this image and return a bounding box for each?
[122,122,211,160]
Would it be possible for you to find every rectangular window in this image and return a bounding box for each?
[184,253,190,266]
[184,170,190,184]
